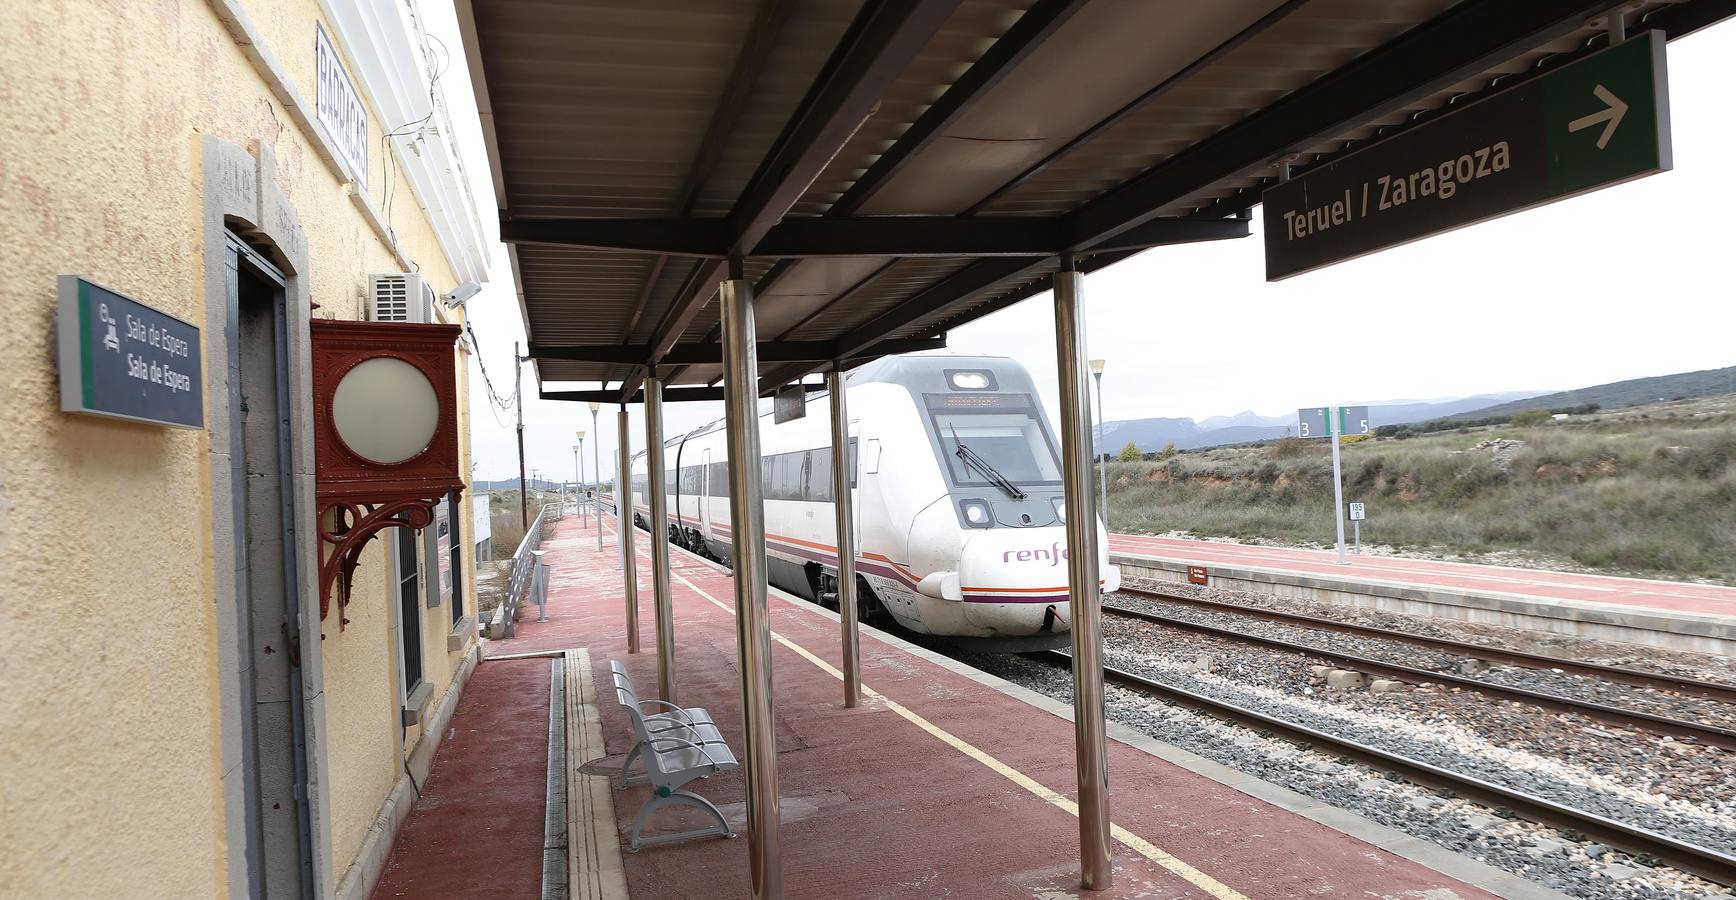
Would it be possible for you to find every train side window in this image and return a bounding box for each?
[778,453,799,501]
[864,439,881,475]
[809,449,832,503]
[711,462,728,496]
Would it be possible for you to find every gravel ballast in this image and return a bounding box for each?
[949,644,1736,900]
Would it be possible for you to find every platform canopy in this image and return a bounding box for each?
[457,0,1729,403]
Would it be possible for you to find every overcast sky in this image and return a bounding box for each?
[422,6,1736,483]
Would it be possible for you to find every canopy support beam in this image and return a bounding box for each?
[644,371,675,701]
[721,274,782,897]
[1054,262,1111,890]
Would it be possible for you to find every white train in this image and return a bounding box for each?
[627,355,1120,650]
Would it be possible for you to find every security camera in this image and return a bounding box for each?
[442,281,483,309]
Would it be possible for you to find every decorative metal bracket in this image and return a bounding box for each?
[317,496,442,629]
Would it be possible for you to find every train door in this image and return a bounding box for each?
[849,420,862,564]
[700,447,714,541]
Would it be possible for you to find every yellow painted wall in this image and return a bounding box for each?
[0,0,480,896]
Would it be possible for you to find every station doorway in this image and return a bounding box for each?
[225,232,316,899]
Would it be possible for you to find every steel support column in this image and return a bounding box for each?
[721,276,782,898]
[826,364,860,708]
[645,370,676,701]
[1054,265,1111,890]
[618,406,639,653]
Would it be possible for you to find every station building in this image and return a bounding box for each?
[0,1,490,897]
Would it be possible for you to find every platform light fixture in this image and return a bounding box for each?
[590,402,603,551]
[575,429,587,525]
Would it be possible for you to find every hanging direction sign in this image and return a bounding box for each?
[57,276,203,428]
[1263,31,1670,280]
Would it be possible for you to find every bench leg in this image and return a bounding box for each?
[618,741,649,789]
[628,789,736,851]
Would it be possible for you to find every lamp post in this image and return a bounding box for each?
[1089,359,1107,528]
[591,402,604,552]
[575,429,587,526]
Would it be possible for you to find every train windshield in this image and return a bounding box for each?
[931,408,1061,488]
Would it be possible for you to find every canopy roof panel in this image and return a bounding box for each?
[457,0,1727,402]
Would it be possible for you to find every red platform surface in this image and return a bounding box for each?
[1111,533,1736,617]
[427,512,1506,899]
[371,658,550,899]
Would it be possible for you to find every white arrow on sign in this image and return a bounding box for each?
[1568,84,1629,150]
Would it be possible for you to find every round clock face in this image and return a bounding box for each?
[331,357,440,464]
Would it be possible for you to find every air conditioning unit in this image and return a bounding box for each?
[369,273,436,324]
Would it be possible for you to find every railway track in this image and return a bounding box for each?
[1037,650,1736,889]
[1114,586,1736,705]
[1099,601,1736,751]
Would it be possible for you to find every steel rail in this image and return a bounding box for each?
[1100,602,1736,750]
[1113,586,1736,704]
[1037,651,1736,888]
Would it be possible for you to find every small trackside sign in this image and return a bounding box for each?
[1187,566,1209,586]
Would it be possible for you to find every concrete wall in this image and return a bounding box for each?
[0,1,482,896]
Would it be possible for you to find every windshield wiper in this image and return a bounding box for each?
[950,426,1027,500]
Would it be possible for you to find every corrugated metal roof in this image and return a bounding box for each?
[458,0,1717,400]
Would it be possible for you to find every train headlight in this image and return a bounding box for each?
[959,499,993,528]
[946,369,996,390]
[1051,495,1067,523]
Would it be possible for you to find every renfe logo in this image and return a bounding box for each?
[1004,543,1069,567]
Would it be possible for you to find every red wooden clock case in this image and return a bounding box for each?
[311,319,465,626]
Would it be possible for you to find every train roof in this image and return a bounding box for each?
[636,354,1038,457]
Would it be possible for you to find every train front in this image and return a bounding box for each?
[894,360,1121,650]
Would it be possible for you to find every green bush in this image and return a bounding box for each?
[1511,409,1552,427]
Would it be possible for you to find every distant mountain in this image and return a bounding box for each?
[1453,365,1736,421]
[1099,417,1199,452]
[1197,410,1290,430]
[1101,392,1541,454]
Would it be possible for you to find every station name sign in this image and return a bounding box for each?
[315,22,369,192]
[1263,31,1670,280]
[57,276,203,428]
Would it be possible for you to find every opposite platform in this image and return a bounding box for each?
[1111,533,1736,655]
[413,513,1560,898]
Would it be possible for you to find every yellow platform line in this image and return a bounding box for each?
[671,570,1247,900]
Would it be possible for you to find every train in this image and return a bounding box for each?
[626,354,1120,650]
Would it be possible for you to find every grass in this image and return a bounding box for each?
[1104,394,1736,581]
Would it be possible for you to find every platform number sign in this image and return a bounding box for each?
[1296,406,1370,438]
[1297,405,1372,564]
[1347,502,1366,521]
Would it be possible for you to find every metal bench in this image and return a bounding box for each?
[608,660,738,850]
